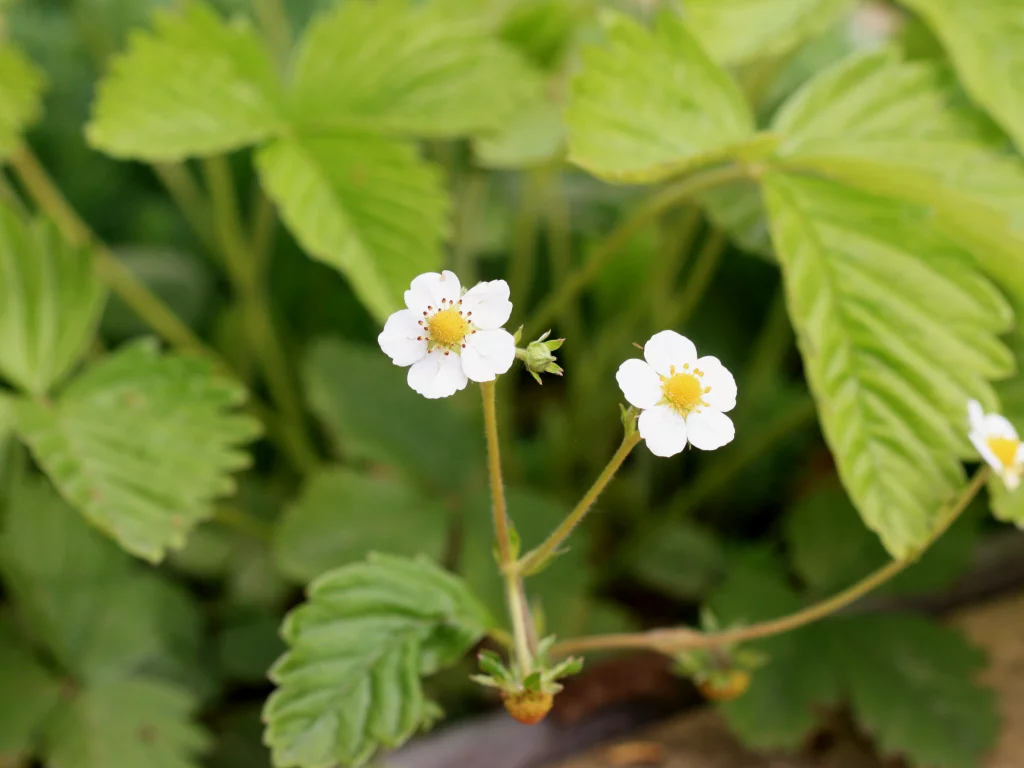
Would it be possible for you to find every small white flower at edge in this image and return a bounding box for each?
[616,330,737,457]
[378,270,516,399]
[968,400,1024,490]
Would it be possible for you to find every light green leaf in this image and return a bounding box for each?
[302,338,481,493]
[698,180,773,259]
[0,477,204,681]
[43,678,210,768]
[498,0,589,71]
[0,621,61,760]
[683,0,853,66]
[0,208,106,395]
[286,0,541,137]
[0,41,46,160]
[832,615,997,768]
[86,2,283,161]
[566,9,755,183]
[899,0,1024,153]
[14,339,261,562]
[256,134,449,322]
[273,467,449,584]
[772,48,1024,304]
[785,486,979,598]
[763,171,1013,556]
[473,96,565,169]
[263,553,491,768]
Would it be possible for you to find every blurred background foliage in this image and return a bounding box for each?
[0,1,1023,767]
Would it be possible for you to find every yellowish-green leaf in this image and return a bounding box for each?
[0,41,46,161]
[86,2,284,161]
[566,9,755,183]
[264,554,490,768]
[763,171,1013,556]
[683,0,853,66]
[273,467,449,584]
[474,95,565,169]
[256,134,449,323]
[13,339,261,562]
[899,0,1024,153]
[44,678,209,768]
[773,48,1024,304]
[287,0,542,137]
[0,208,106,395]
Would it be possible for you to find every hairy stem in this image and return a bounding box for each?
[480,380,534,673]
[519,431,642,574]
[528,163,748,336]
[552,467,991,656]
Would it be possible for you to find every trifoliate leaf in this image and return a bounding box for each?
[566,9,755,183]
[14,339,261,562]
[683,0,854,66]
[256,133,449,322]
[302,338,481,493]
[0,208,106,395]
[772,49,1024,304]
[286,0,541,137]
[263,553,491,768]
[0,41,46,160]
[0,477,204,681]
[709,548,843,749]
[785,486,979,598]
[43,678,210,768]
[763,172,1013,557]
[899,0,1024,153]
[0,621,61,760]
[831,615,997,768]
[86,2,284,161]
[273,467,449,584]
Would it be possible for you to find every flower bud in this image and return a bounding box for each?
[517,330,565,385]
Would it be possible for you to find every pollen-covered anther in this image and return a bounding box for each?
[428,307,470,347]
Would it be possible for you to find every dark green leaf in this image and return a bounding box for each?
[273,466,449,584]
[0,620,61,760]
[625,521,725,600]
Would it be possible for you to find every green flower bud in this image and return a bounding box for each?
[516,330,565,384]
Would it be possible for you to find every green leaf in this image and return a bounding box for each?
[0,41,46,161]
[217,611,285,684]
[498,0,589,71]
[473,96,565,169]
[698,180,773,259]
[0,477,204,681]
[256,134,449,322]
[710,548,843,749]
[43,678,210,768]
[683,0,853,66]
[831,615,997,768]
[302,338,481,493]
[0,208,106,395]
[273,467,449,584]
[263,553,491,768]
[0,621,61,760]
[899,0,1024,153]
[772,49,1024,305]
[625,521,725,600]
[763,171,1013,557]
[286,0,541,137]
[785,486,979,598]
[14,339,261,562]
[565,9,755,183]
[86,2,283,161]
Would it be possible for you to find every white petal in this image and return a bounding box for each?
[1005,470,1021,491]
[696,356,736,413]
[461,279,513,330]
[407,350,468,399]
[378,309,428,367]
[616,359,662,410]
[638,404,688,457]
[1016,442,1024,465]
[404,270,463,312]
[461,329,516,382]
[685,409,735,451]
[969,430,995,467]
[967,399,985,432]
[644,330,697,377]
[983,412,1019,441]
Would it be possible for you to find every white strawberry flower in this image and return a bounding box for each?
[967,400,1024,490]
[616,330,736,457]
[378,270,516,399]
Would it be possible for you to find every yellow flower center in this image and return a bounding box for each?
[428,307,469,347]
[986,436,1021,469]
[663,370,705,412]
